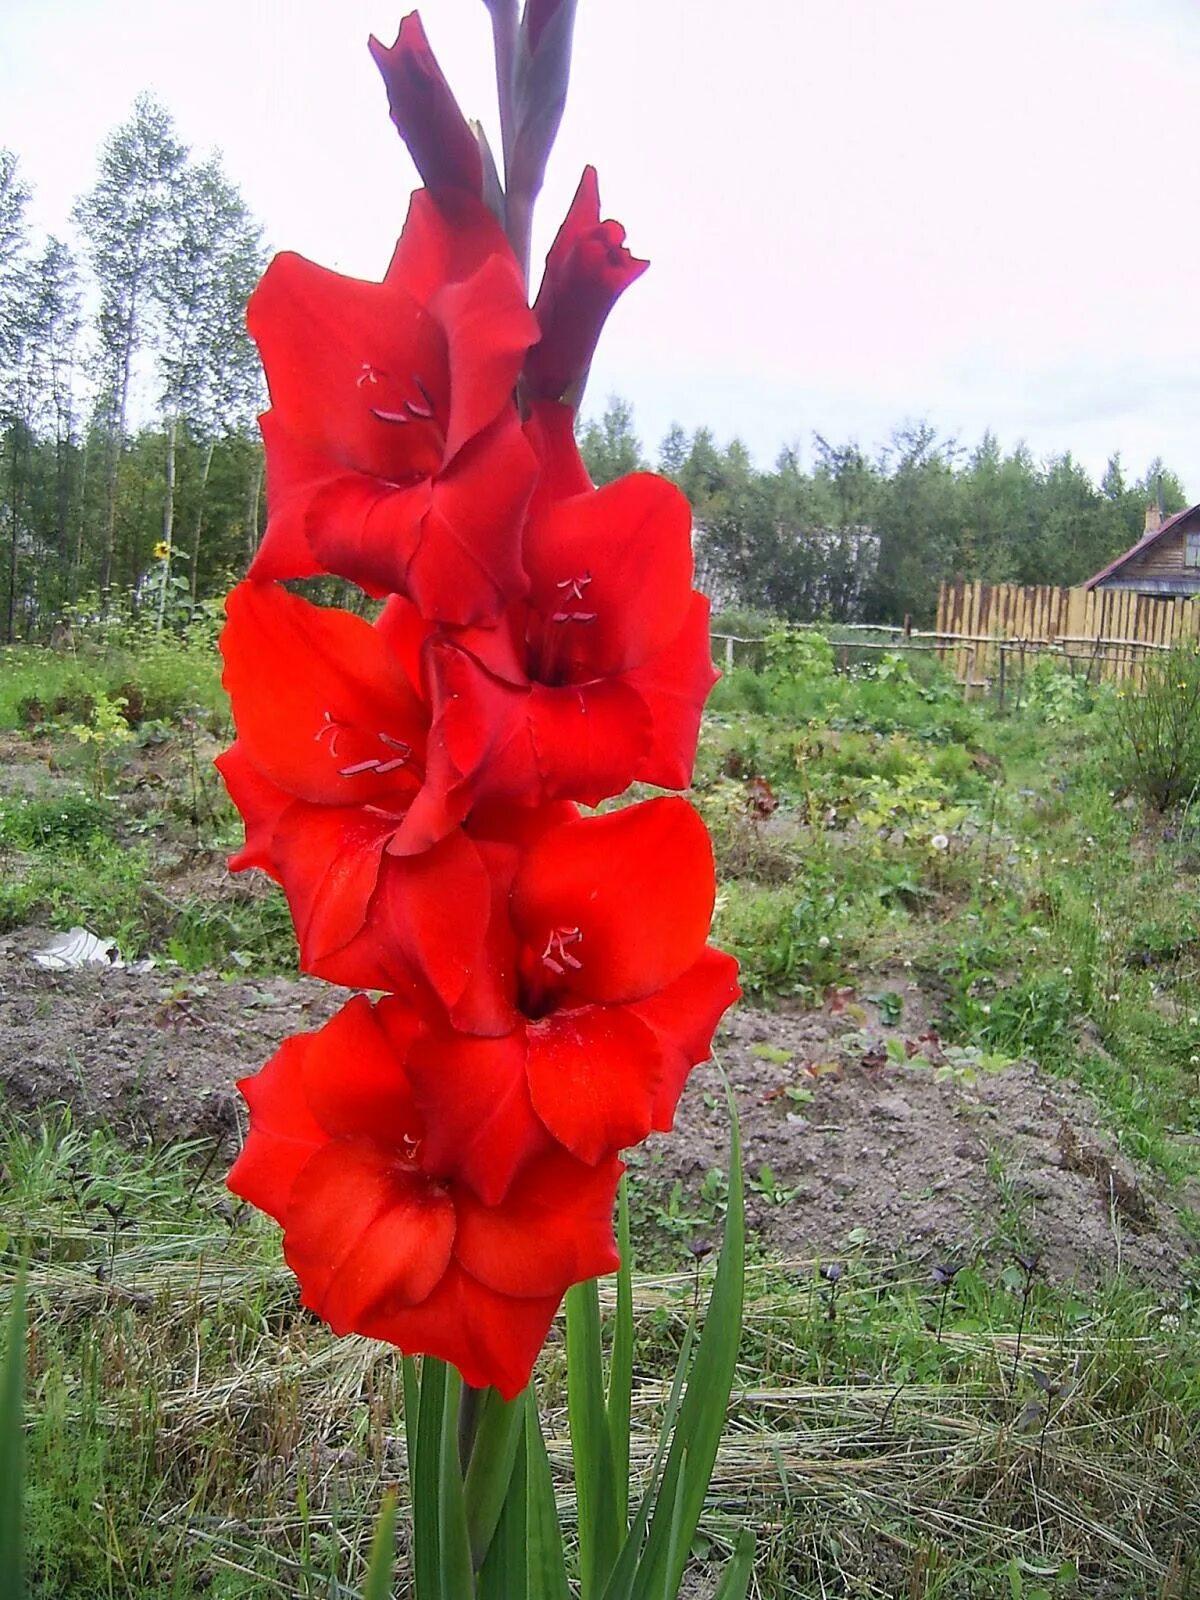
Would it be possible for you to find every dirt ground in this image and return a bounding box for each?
[1,923,1194,1289]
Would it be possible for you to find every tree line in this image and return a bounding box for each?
[579,400,1189,627]
[1,95,1189,641]
[0,96,265,640]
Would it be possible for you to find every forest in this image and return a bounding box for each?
[0,96,1190,640]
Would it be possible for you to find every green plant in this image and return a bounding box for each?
[1106,643,1200,811]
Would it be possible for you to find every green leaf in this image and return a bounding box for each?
[600,1322,696,1600]
[524,1391,571,1600]
[463,1387,524,1570]
[711,1531,755,1600]
[607,1179,634,1528]
[630,1090,745,1600]
[478,1417,528,1600]
[411,1357,447,1600]
[567,1277,620,1596]
[438,1367,476,1600]
[362,1490,398,1600]
[0,1273,26,1600]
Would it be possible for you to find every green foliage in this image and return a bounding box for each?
[1105,643,1200,811]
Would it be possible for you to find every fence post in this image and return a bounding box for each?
[998,643,1006,711]
[725,635,735,675]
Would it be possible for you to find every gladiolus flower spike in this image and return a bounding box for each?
[221,4,738,1413]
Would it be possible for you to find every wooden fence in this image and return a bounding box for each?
[935,580,1200,690]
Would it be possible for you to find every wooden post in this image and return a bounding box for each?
[724,635,734,674]
[998,642,1006,711]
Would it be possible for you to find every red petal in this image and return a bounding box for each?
[221,581,426,810]
[433,253,540,463]
[227,1033,327,1219]
[626,593,718,790]
[369,16,483,197]
[385,188,516,309]
[270,800,395,970]
[214,741,288,877]
[628,948,741,1130]
[528,679,650,806]
[248,410,327,582]
[404,411,536,625]
[524,473,693,676]
[304,470,434,601]
[356,1262,560,1400]
[298,996,419,1144]
[512,797,716,1004]
[376,830,493,1012]
[402,1019,548,1204]
[525,1005,662,1164]
[524,401,593,508]
[375,595,434,699]
[453,1146,621,1298]
[248,250,448,484]
[284,1141,456,1324]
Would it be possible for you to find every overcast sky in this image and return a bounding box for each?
[3,0,1197,493]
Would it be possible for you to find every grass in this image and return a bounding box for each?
[3,1118,1198,1599]
[1,623,1200,1595]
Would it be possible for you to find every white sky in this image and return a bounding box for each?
[3,0,1198,493]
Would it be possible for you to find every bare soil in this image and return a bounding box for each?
[0,926,1193,1288]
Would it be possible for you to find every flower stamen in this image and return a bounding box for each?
[542,926,583,975]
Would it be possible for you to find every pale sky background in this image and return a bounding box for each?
[2,0,1198,494]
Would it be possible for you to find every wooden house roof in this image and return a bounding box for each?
[1083,503,1200,591]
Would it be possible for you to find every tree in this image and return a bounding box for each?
[577,395,646,484]
[73,95,187,606]
[152,152,265,616]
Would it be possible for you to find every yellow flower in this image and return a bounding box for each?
[153,541,171,561]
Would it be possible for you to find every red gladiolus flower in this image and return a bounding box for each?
[525,168,648,405]
[398,798,741,1204]
[406,403,717,837]
[369,14,484,198]
[247,189,539,624]
[229,995,622,1400]
[217,580,503,1011]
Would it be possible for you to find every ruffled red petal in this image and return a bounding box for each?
[627,948,742,1130]
[285,1141,456,1324]
[626,593,718,790]
[356,1263,560,1401]
[524,472,694,677]
[512,797,716,1005]
[525,1004,662,1164]
[221,581,426,810]
[401,1018,548,1205]
[214,741,288,878]
[227,1032,327,1218]
[453,1146,621,1299]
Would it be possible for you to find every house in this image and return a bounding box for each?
[1084,503,1200,595]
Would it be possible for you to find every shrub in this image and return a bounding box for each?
[1105,643,1200,811]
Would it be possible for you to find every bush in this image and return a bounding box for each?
[1105,643,1200,811]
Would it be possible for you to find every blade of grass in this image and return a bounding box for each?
[0,1272,26,1600]
[362,1490,398,1600]
[711,1530,754,1600]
